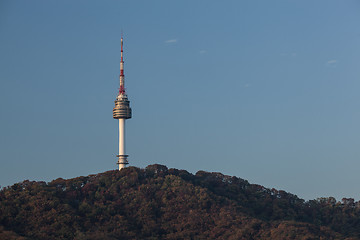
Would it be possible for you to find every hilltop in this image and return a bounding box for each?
[0,164,359,239]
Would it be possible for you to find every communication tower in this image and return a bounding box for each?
[113,37,132,170]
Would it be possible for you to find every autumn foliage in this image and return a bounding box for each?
[0,164,359,239]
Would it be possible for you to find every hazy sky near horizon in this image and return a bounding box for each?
[1,0,360,201]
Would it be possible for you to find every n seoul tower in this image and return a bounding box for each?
[113,37,132,170]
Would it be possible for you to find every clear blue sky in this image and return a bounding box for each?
[1,0,360,201]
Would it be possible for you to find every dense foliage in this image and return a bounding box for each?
[0,164,359,239]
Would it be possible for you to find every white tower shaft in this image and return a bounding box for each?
[118,119,126,170]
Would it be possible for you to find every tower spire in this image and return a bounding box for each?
[119,37,125,94]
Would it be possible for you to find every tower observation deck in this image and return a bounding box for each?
[113,37,132,170]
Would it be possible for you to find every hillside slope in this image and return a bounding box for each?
[0,164,359,239]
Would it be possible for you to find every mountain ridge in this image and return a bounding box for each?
[0,164,359,239]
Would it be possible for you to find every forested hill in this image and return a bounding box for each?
[1,165,359,240]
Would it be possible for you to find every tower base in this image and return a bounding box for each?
[117,154,129,170]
